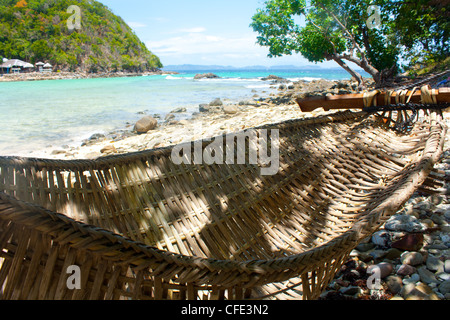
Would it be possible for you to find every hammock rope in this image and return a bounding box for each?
[362,85,448,132]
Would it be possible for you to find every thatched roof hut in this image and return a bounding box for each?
[0,59,33,68]
[0,59,34,74]
[43,62,53,73]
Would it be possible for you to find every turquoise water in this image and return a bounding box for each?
[0,68,364,156]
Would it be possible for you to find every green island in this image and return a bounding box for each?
[0,0,162,73]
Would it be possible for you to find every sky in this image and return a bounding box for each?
[99,0,339,68]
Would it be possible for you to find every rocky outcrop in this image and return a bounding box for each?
[261,74,287,83]
[170,107,187,113]
[194,73,220,80]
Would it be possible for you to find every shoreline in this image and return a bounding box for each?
[18,77,362,160]
[1,75,449,301]
[0,70,179,83]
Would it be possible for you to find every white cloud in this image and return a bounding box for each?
[146,33,263,57]
[151,17,169,23]
[127,21,147,29]
[178,27,207,33]
[145,31,317,67]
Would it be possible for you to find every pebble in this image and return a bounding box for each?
[435,203,450,215]
[385,215,426,233]
[421,218,435,228]
[223,105,239,115]
[386,275,403,294]
[367,262,394,279]
[397,264,416,276]
[400,252,424,266]
[357,252,373,263]
[427,243,448,250]
[426,255,444,272]
[403,283,439,300]
[369,250,388,261]
[384,248,403,261]
[445,260,450,274]
[51,149,66,155]
[441,234,450,244]
[401,283,417,296]
[430,214,446,225]
[339,286,361,296]
[417,266,439,284]
[100,144,117,154]
[438,280,450,295]
[391,233,424,251]
[349,249,360,258]
[356,242,375,252]
[402,273,420,285]
[413,202,433,211]
[436,272,450,281]
[371,230,390,247]
[445,210,450,221]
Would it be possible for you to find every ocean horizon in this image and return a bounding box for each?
[0,67,369,157]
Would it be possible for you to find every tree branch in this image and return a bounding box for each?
[331,56,365,88]
[317,2,366,59]
[334,52,380,82]
[308,18,339,56]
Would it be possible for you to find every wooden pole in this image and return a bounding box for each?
[296,87,450,112]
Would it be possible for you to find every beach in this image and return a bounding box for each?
[25,77,361,160]
[0,68,364,158]
[45,76,450,301]
[0,70,178,82]
[1,71,449,300]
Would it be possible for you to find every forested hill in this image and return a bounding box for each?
[0,0,162,72]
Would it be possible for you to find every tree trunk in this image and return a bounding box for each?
[332,57,365,88]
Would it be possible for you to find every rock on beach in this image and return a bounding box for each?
[385,214,426,232]
[223,105,238,115]
[261,74,287,83]
[400,252,424,266]
[194,73,220,80]
[391,233,424,251]
[397,264,416,276]
[367,262,394,279]
[134,116,158,134]
[209,98,223,106]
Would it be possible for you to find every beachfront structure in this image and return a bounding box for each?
[0,59,34,74]
[35,61,45,72]
[43,63,53,73]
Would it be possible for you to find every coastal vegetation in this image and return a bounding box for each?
[251,0,449,87]
[0,0,162,72]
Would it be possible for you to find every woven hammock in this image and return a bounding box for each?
[0,89,447,300]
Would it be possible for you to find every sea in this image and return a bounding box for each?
[0,67,368,157]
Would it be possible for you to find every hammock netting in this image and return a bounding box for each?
[0,97,447,300]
